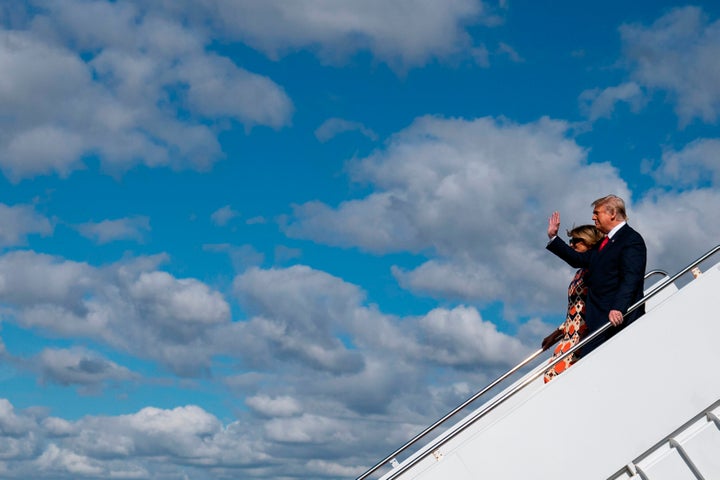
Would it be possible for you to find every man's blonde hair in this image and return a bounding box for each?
[592,194,627,220]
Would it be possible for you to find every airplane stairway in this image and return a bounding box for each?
[357,244,720,480]
[609,399,720,479]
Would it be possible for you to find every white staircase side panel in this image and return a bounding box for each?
[635,447,697,480]
[643,279,678,310]
[385,260,720,480]
[607,402,720,479]
[680,421,720,478]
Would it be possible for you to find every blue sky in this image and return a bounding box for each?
[1,1,720,478]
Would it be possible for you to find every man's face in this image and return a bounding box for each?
[592,206,615,233]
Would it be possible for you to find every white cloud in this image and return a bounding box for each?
[274,245,302,263]
[393,260,503,303]
[0,251,96,308]
[0,203,53,247]
[0,250,522,424]
[284,113,720,316]
[210,205,239,226]
[264,413,350,444]
[0,258,543,477]
[620,6,720,125]
[156,0,500,70]
[631,138,720,272]
[0,399,41,462]
[4,126,87,179]
[246,216,266,225]
[284,115,629,309]
[203,243,265,271]
[418,306,528,367]
[226,264,531,420]
[634,189,720,273]
[579,82,646,120]
[230,265,367,374]
[177,54,293,127]
[35,348,135,388]
[76,216,150,244]
[35,444,104,476]
[306,459,365,478]
[0,398,37,436]
[0,399,271,477]
[649,138,720,188]
[0,251,231,376]
[497,41,523,62]
[127,271,230,327]
[315,118,378,143]
[246,395,302,418]
[234,265,366,331]
[0,0,293,181]
[71,404,267,466]
[124,405,220,439]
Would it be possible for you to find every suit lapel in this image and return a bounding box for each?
[604,224,629,252]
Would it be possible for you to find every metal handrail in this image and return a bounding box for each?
[644,269,669,282]
[607,397,720,479]
[355,347,546,480]
[357,243,720,480]
[357,271,669,480]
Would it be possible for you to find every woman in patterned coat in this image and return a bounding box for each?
[542,224,604,383]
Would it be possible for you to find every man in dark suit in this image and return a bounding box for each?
[546,195,647,355]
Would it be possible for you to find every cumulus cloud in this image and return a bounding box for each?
[76,216,150,244]
[284,115,629,310]
[315,118,378,143]
[0,249,531,419]
[285,113,720,313]
[0,247,531,413]
[35,444,107,477]
[649,138,720,188]
[0,203,53,247]
[210,205,240,226]
[0,303,526,477]
[246,394,302,418]
[274,245,302,264]
[620,6,720,125]
[35,348,136,388]
[0,398,41,462]
[0,251,230,376]
[231,265,367,374]
[203,243,265,271]
[155,0,501,70]
[418,306,528,368]
[0,254,542,478]
[633,189,720,273]
[579,82,646,120]
[226,264,531,418]
[630,138,720,272]
[0,399,271,478]
[0,250,96,309]
[0,0,293,181]
[0,398,37,436]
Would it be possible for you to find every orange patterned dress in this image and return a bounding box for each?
[544,268,588,383]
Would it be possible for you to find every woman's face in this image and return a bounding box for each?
[570,238,589,252]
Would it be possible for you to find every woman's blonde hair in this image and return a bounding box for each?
[566,224,604,247]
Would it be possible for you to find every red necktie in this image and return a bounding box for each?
[599,237,609,250]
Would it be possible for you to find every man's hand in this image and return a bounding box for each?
[609,310,624,326]
[547,211,560,239]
